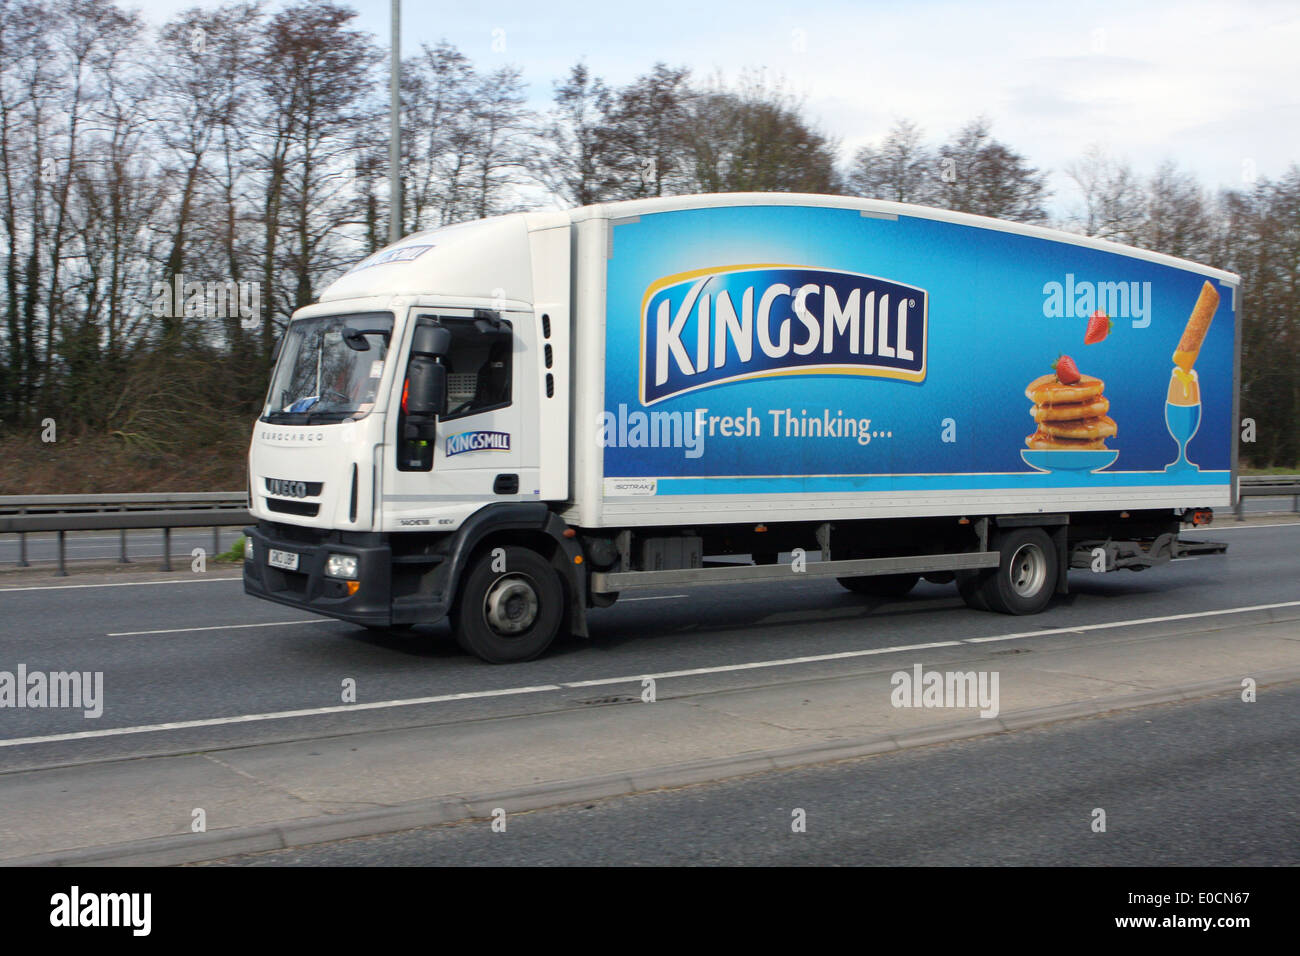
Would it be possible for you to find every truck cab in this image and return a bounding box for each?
[243,211,582,662]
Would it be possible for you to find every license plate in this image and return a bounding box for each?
[268,549,299,571]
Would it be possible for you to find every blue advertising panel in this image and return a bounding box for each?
[601,204,1235,495]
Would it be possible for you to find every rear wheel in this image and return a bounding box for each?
[956,569,990,611]
[964,528,1057,615]
[452,546,563,663]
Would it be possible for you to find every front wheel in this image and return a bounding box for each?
[451,546,564,663]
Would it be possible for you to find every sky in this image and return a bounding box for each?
[128,0,1300,215]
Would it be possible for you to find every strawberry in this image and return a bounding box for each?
[1052,354,1081,385]
[1084,310,1113,345]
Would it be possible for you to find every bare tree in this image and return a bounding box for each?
[1138,160,1216,261]
[602,62,694,199]
[537,62,614,206]
[255,1,377,349]
[845,119,935,205]
[404,40,476,230]
[1063,145,1145,242]
[467,65,531,219]
[931,117,1049,223]
[0,0,49,416]
[1223,167,1300,467]
[685,72,839,194]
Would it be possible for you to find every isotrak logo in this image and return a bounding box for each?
[50,886,151,936]
[642,265,927,405]
[445,430,511,457]
[0,664,102,718]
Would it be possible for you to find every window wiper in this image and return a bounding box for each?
[304,409,351,425]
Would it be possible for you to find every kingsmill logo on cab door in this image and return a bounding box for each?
[641,265,928,405]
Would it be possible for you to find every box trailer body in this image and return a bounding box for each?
[244,194,1238,662]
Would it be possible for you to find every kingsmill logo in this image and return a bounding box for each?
[445,430,510,457]
[641,265,927,405]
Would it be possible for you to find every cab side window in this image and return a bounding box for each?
[439,317,512,420]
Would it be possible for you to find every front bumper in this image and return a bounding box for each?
[242,522,393,626]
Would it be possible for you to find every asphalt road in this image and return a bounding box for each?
[209,682,1300,866]
[0,520,1296,776]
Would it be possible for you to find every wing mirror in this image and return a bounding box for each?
[404,322,451,426]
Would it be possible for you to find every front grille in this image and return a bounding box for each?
[271,522,328,544]
[264,477,324,497]
[265,497,320,517]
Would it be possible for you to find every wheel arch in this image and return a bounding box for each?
[440,504,589,638]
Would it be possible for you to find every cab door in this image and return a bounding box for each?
[381,308,540,529]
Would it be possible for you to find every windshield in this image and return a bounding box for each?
[262,312,394,424]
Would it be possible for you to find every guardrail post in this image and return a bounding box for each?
[119,529,130,563]
[212,526,220,557]
[17,531,29,567]
[56,531,67,576]
[161,527,172,572]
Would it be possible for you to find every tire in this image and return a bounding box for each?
[837,572,920,598]
[451,546,564,663]
[956,569,991,611]
[978,528,1058,615]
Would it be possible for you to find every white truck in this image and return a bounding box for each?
[243,193,1236,662]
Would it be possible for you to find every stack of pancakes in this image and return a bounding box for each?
[1024,374,1117,450]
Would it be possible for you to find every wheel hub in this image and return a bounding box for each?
[483,575,539,635]
[1009,543,1047,598]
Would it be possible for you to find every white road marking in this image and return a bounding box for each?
[0,685,563,748]
[107,620,325,637]
[620,594,689,602]
[964,600,1300,643]
[7,599,1300,749]
[562,640,965,687]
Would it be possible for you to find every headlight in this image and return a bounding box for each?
[244,538,254,561]
[325,553,359,579]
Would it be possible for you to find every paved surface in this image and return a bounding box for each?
[211,684,1300,866]
[0,516,1295,863]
